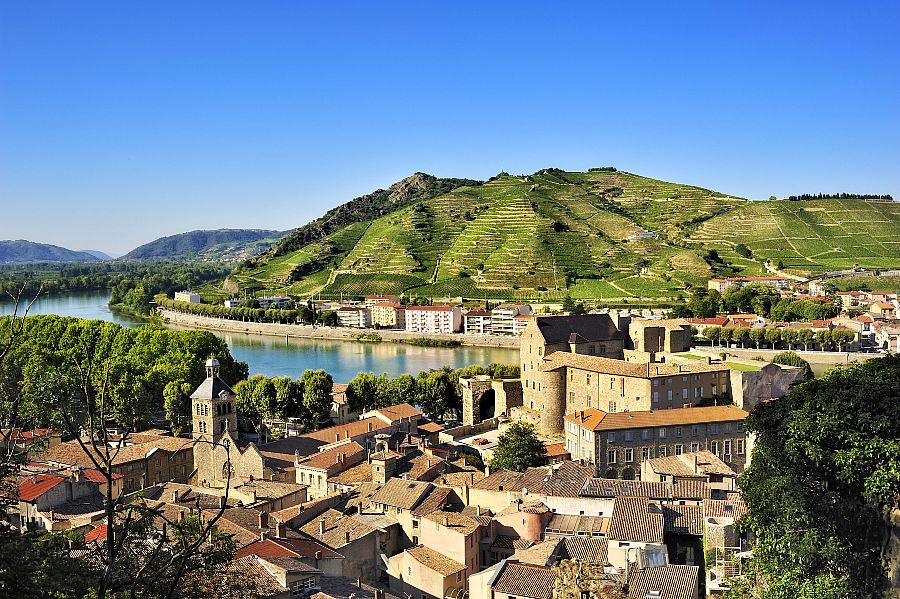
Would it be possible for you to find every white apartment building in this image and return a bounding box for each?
[405,305,462,334]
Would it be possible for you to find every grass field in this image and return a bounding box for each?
[227,170,900,301]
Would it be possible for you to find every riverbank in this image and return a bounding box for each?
[157,308,521,349]
[689,345,879,366]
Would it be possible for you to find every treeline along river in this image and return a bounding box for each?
[0,291,520,382]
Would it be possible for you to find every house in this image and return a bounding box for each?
[641,450,737,496]
[564,405,749,479]
[0,428,60,458]
[869,302,899,319]
[234,537,345,577]
[217,555,323,598]
[10,471,110,533]
[490,304,532,336]
[294,442,366,499]
[224,298,244,308]
[707,277,791,293]
[626,564,700,599]
[257,295,293,309]
[370,302,405,329]
[336,306,370,329]
[420,510,488,575]
[329,384,357,425]
[387,545,468,599]
[174,291,200,303]
[405,305,462,334]
[299,509,381,582]
[873,321,900,352]
[607,496,666,570]
[463,309,492,335]
[685,317,729,338]
[483,561,554,599]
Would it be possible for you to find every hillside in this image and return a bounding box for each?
[122,229,287,261]
[228,169,900,302]
[0,240,101,263]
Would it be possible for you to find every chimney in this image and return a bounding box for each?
[345,531,351,544]
[171,490,179,503]
[319,519,326,535]
[294,449,301,467]
[258,511,269,528]
[275,521,286,538]
[335,434,340,442]
[476,505,482,517]
[367,422,374,433]
[260,531,268,542]
[694,454,699,474]
[218,495,226,509]
[443,515,449,527]
[356,577,362,589]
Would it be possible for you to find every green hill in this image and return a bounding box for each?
[0,240,101,263]
[228,169,900,302]
[122,229,287,261]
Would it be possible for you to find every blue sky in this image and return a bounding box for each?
[1,2,898,255]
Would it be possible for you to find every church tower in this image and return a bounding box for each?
[191,358,238,441]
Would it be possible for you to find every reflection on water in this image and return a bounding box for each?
[0,291,520,381]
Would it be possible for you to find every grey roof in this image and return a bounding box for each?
[626,565,700,599]
[535,314,624,345]
[190,376,236,400]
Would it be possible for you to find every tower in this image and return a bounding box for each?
[191,358,238,441]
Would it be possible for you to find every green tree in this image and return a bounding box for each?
[163,380,193,435]
[300,369,333,426]
[728,356,900,599]
[490,421,546,472]
[706,326,721,347]
[346,372,378,414]
[417,369,457,420]
[748,327,765,349]
[770,351,813,380]
[764,327,781,349]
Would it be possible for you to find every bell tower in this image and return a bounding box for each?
[191,358,238,441]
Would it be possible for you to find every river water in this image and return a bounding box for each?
[0,291,520,381]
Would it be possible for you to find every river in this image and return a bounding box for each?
[0,291,521,381]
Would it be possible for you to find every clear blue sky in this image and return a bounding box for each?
[2,2,898,255]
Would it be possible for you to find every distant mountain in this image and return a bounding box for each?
[121,229,288,261]
[79,250,115,260]
[0,240,101,263]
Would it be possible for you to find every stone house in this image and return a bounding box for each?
[640,450,737,497]
[299,509,381,582]
[387,545,468,599]
[294,441,366,499]
[564,405,749,479]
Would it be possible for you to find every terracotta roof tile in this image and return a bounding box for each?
[647,451,735,478]
[544,353,729,378]
[300,509,377,548]
[370,479,432,510]
[492,563,555,599]
[608,497,664,543]
[567,405,747,431]
[17,474,65,502]
[626,564,699,599]
[406,545,466,576]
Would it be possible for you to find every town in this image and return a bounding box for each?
[2,305,858,599]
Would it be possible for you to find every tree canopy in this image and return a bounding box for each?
[490,421,546,472]
[730,355,900,598]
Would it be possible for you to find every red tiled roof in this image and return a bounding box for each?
[544,443,569,457]
[234,537,343,560]
[81,468,124,483]
[18,474,66,502]
[84,523,108,543]
[304,417,388,443]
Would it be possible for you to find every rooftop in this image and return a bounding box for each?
[532,313,625,345]
[406,545,467,576]
[608,496,664,544]
[492,562,555,599]
[565,405,748,431]
[647,451,736,478]
[542,352,729,378]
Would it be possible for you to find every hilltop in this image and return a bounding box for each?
[122,229,288,262]
[0,240,102,263]
[228,169,900,302]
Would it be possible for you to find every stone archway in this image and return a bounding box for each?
[604,468,618,479]
[479,389,496,422]
[622,467,636,480]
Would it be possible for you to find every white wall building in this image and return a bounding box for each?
[405,305,462,334]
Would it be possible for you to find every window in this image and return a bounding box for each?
[659,428,666,439]
[675,426,682,438]
[711,440,720,455]
[691,442,700,453]
[711,423,719,434]
[691,425,700,436]
[724,423,732,433]
[695,387,702,398]
[682,389,689,400]
[667,390,673,401]
[642,429,651,440]
[658,446,667,457]
[608,401,617,413]
[736,439,745,454]
[737,422,744,433]
[607,432,616,443]
[607,449,617,464]
[412,519,418,528]
[624,448,634,462]
[652,391,659,403]
[569,391,575,404]
[641,447,650,460]
[724,440,732,455]
[586,373,591,384]
[653,379,659,387]
[624,431,633,442]
[674,444,684,455]
[587,395,592,407]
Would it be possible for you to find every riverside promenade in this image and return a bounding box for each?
[158,308,521,349]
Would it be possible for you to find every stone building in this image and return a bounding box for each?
[519,315,627,433]
[564,405,749,479]
[628,318,692,353]
[538,352,732,426]
[460,376,523,425]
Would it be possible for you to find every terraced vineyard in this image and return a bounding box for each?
[691,199,900,274]
[228,169,900,301]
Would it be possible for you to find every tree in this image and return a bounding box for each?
[163,380,193,435]
[728,356,900,599]
[346,372,378,414]
[748,328,765,349]
[771,351,813,380]
[796,328,814,351]
[490,421,546,472]
[300,369,333,426]
[706,327,721,347]
[764,327,781,349]
[831,329,855,352]
[562,296,577,313]
[417,369,456,420]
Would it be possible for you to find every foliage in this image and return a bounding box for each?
[490,421,546,472]
[300,369,334,424]
[729,355,900,598]
[397,337,461,347]
[770,351,813,380]
[121,229,286,261]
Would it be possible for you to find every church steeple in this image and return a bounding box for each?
[191,358,238,441]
